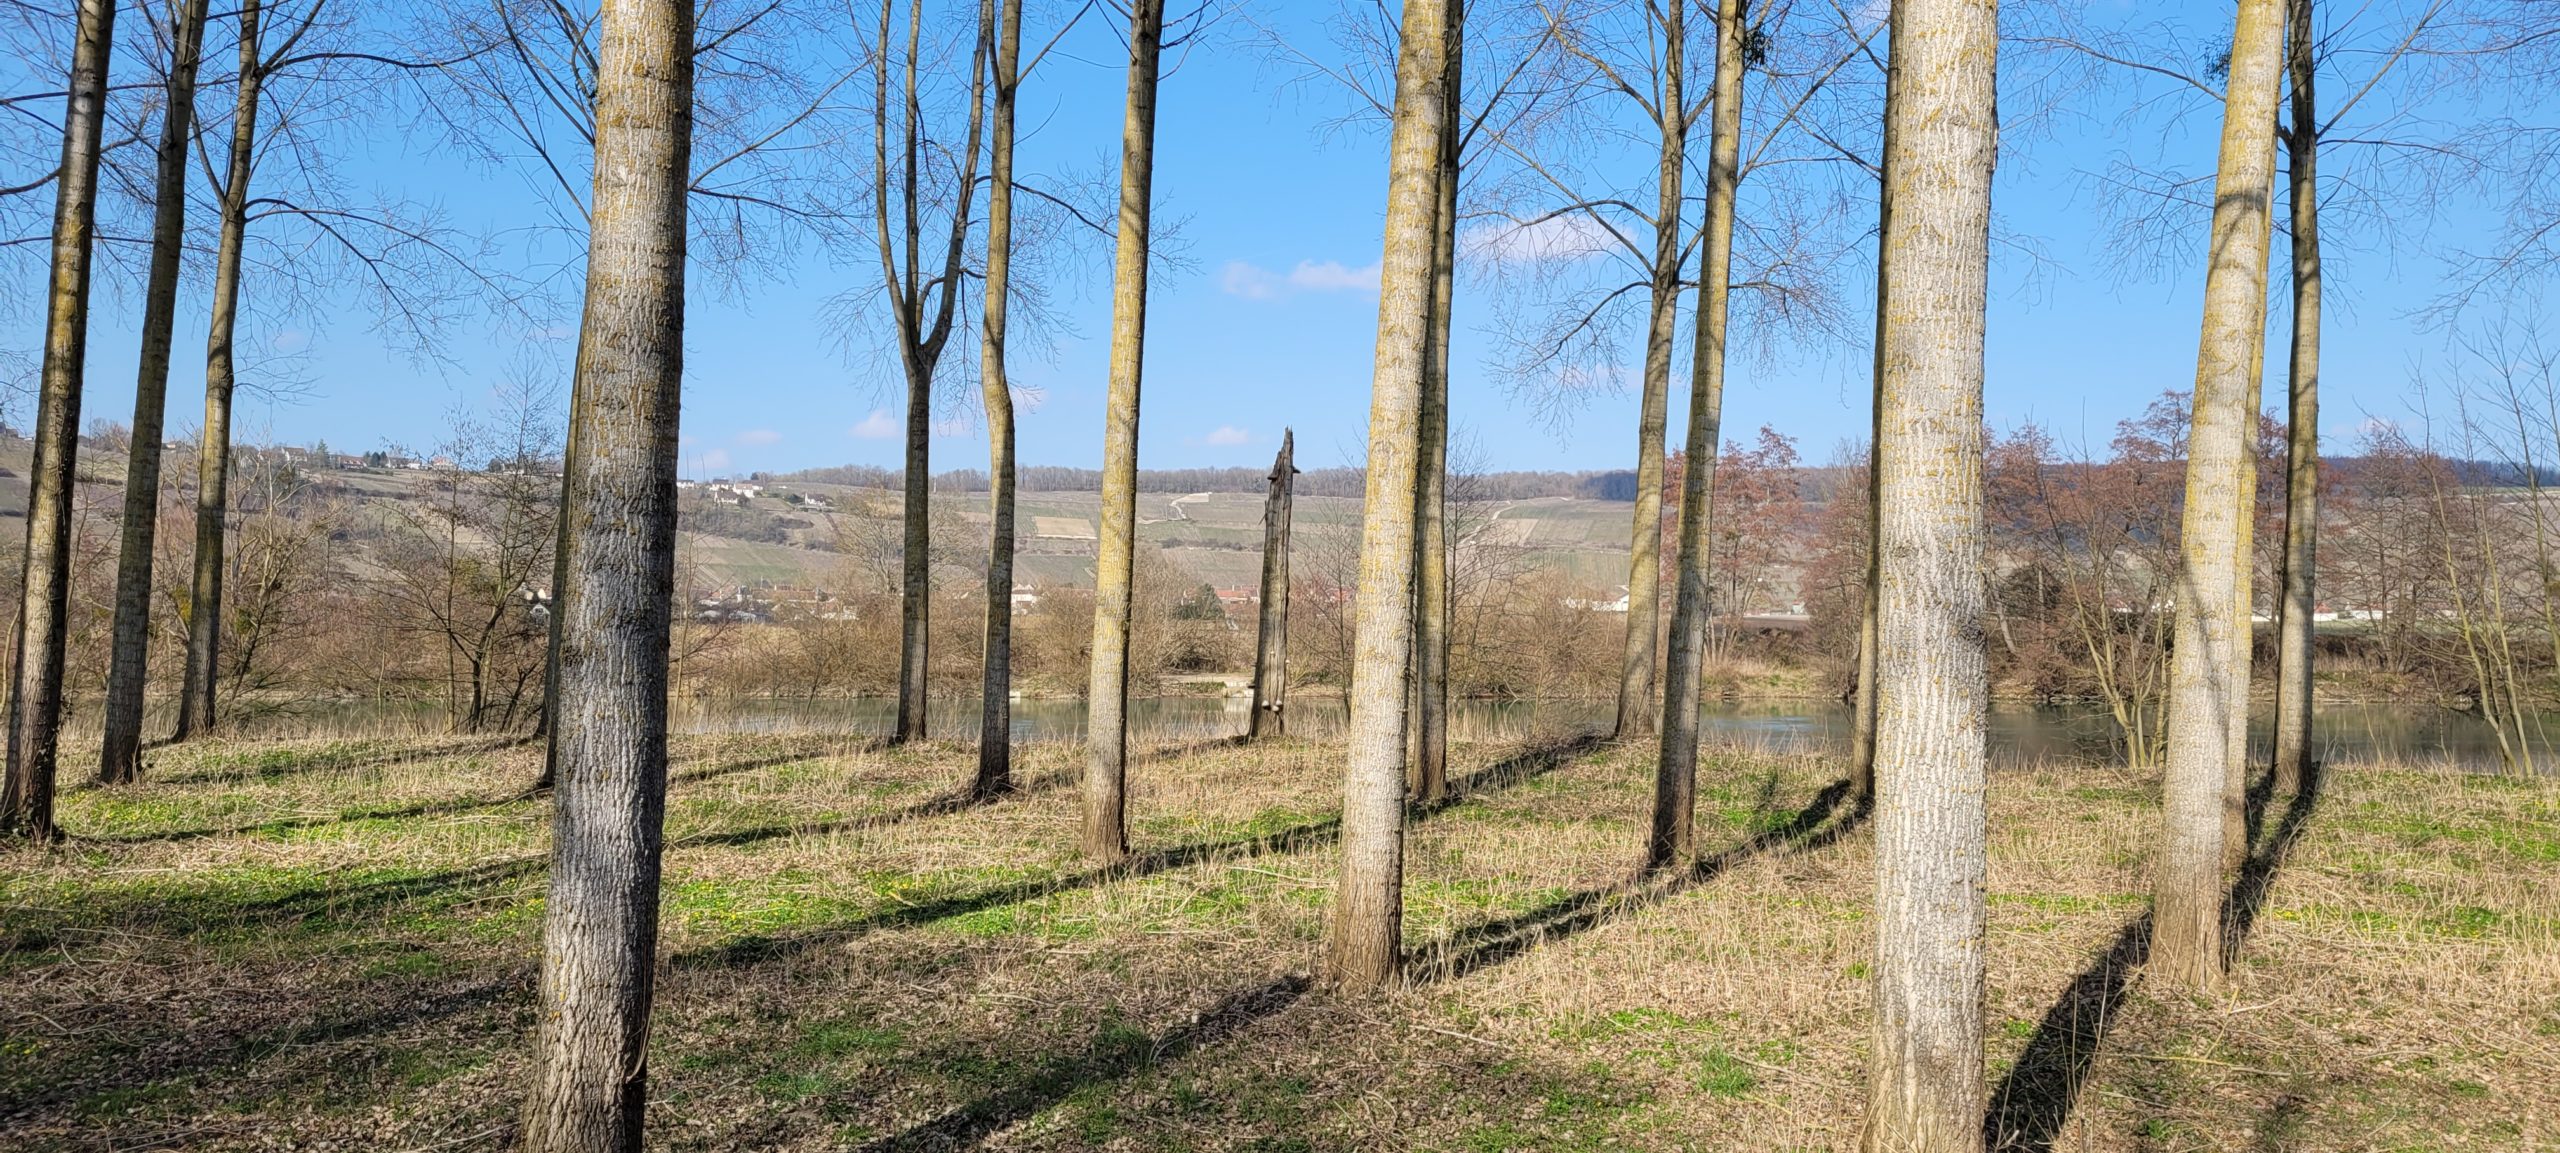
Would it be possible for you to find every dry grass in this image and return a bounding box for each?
[0,726,2551,1151]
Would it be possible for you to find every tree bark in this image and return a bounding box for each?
[2224,438,2259,873]
[1849,168,1889,809]
[538,459,573,790]
[2272,0,2320,796]
[1651,0,1737,871]
[1250,430,1296,740]
[1327,0,1449,991]
[175,0,267,744]
[2,0,116,837]
[1410,11,1461,803]
[518,0,692,1144]
[1856,0,1996,1147]
[1611,10,1688,744]
[2153,0,2287,993]
[1083,0,1165,863]
[973,0,1021,796]
[99,0,212,785]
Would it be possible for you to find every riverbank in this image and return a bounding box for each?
[2,733,2551,1149]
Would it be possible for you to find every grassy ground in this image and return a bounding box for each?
[0,728,2551,1150]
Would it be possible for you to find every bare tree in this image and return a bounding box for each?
[865,0,991,745]
[1329,0,1451,992]
[2153,0,2288,993]
[1651,0,1746,869]
[177,0,502,739]
[98,0,212,784]
[1856,0,1996,1147]
[1409,2,1460,801]
[174,0,271,739]
[972,0,1023,795]
[1084,0,1169,863]
[518,0,691,1144]
[0,0,114,840]
[1250,429,1296,738]
[2274,0,2322,792]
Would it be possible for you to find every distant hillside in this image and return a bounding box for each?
[768,463,1654,501]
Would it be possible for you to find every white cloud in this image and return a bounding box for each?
[696,448,732,473]
[1286,259,1381,292]
[851,409,899,439]
[735,428,782,446]
[1463,214,1617,265]
[1221,261,1282,299]
[1206,425,1251,446]
[1219,258,1382,300]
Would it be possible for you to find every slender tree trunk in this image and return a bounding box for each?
[1651,0,1739,871]
[1856,0,1996,1147]
[1250,430,1296,739]
[518,0,692,1144]
[538,460,573,790]
[897,353,931,741]
[1328,0,1450,991]
[1849,229,1887,807]
[1612,8,1690,742]
[0,0,116,838]
[1411,13,1461,802]
[2153,0,2286,993]
[176,0,266,743]
[99,0,212,785]
[973,0,1021,796]
[2273,0,2321,796]
[1083,0,1165,863]
[2224,443,2258,872]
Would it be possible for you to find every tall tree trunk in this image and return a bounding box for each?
[2272,0,2320,796]
[1083,0,1166,863]
[2153,0,2286,993]
[1652,0,1739,871]
[1849,189,1888,807]
[0,0,116,839]
[1410,10,1461,802]
[973,0,1021,796]
[1250,430,1295,739]
[1328,0,1450,991]
[897,354,931,740]
[1856,0,1996,1147]
[518,0,692,1144]
[1611,7,1691,742]
[99,0,212,785]
[176,0,266,743]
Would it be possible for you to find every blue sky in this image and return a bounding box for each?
[22,0,2520,480]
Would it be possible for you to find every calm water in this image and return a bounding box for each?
[639,696,2550,772]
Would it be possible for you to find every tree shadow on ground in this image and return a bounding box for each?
[143,734,528,785]
[86,741,867,846]
[1984,767,2326,1152]
[678,734,1606,970]
[854,975,1313,1152]
[1410,775,1862,984]
[0,964,535,1124]
[19,764,1047,951]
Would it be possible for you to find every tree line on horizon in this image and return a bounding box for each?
[1,0,2557,1149]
